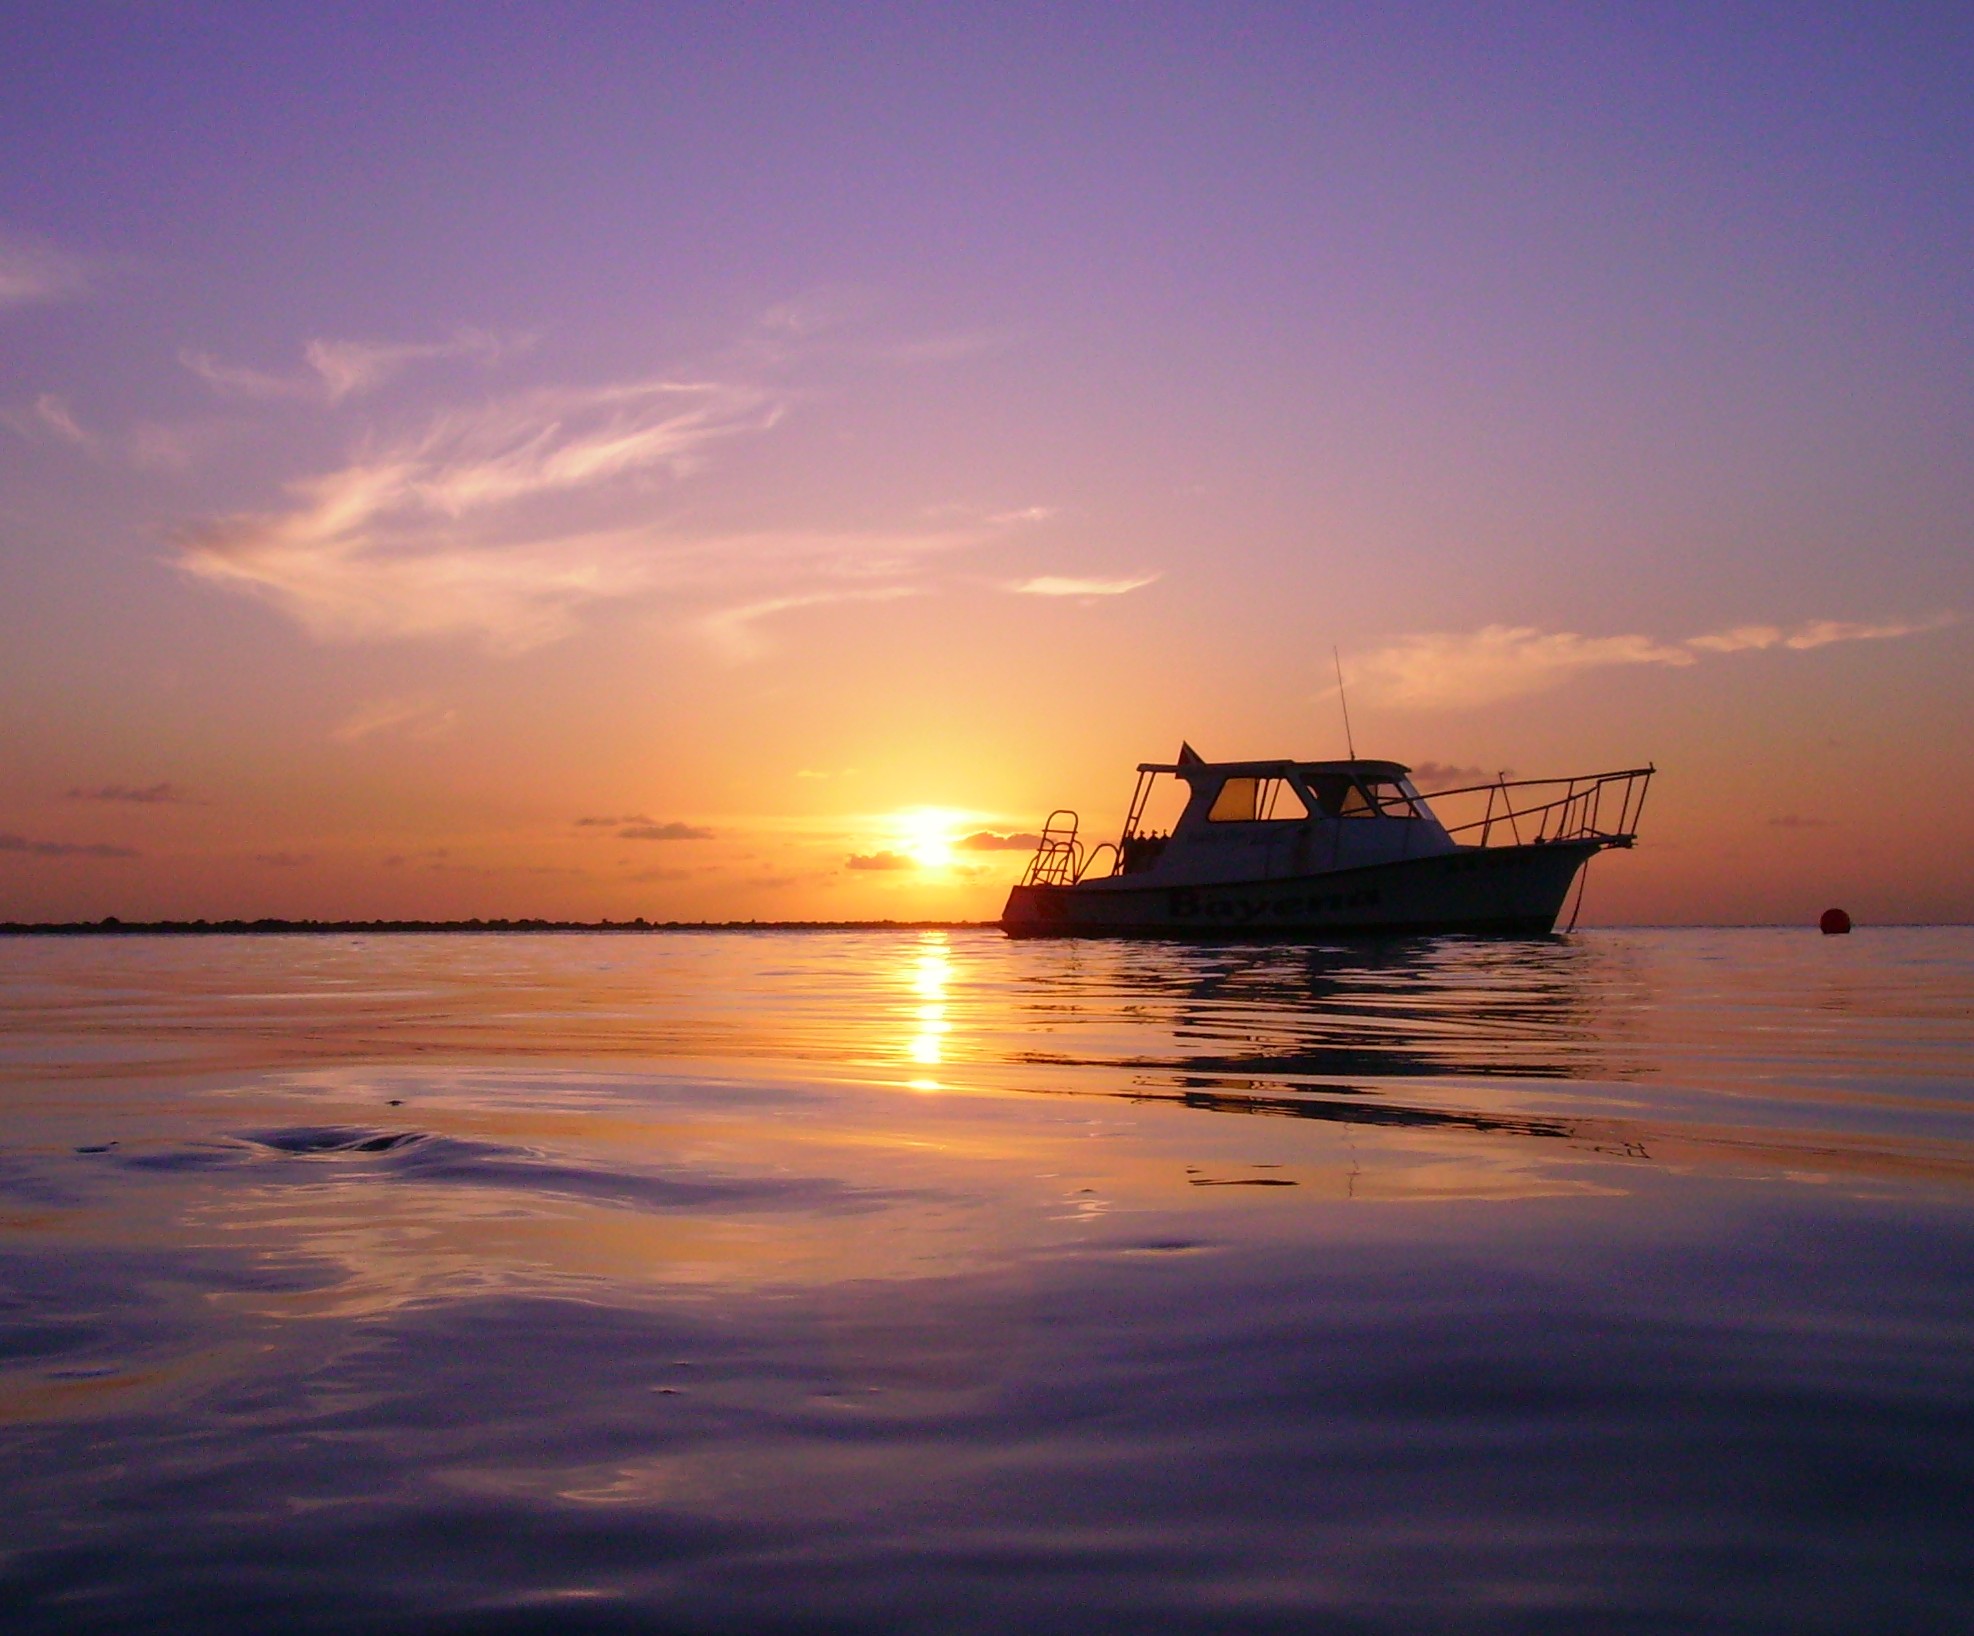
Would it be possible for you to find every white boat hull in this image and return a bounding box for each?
[1001,840,1603,938]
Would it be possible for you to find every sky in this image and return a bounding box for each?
[2,2,1970,925]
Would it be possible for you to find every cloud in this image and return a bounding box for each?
[181,329,514,404]
[331,697,458,744]
[756,289,870,341]
[1007,573,1161,598]
[577,815,714,839]
[173,378,798,652]
[0,234,89,307]
[1357,625,1695,708]
[178,351,312,401]
[0,833,138,859]
[958,830,1042,851]
[699,584,926,661]
[31,396,92,446]
[1681,623,1784,655]
[617,822,714,841]
[2,393,94,449]
[5,397,252,476]
[880,329,1015,365]
[1401,762,1499,793]
[1686,613,1959,653]
[67,781,195,805]
[1355,612,1959,708]
[845,850,915,871]
[735,290,1014,371]
[172,339,1056,656]
[303,331,510,402]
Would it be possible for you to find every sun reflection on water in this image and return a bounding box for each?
[905,932,951,1090]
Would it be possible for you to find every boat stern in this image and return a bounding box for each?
[999,883,1064,937]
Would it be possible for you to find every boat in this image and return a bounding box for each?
[1000,745,1652,938]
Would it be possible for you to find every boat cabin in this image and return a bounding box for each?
[1100,750,1458,888]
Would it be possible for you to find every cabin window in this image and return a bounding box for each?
[1206,776,1309,822]
[1304,774,1378,818]
[1364,779,1422,819]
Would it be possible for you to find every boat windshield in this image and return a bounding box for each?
[1206,776,1309,822]
[1365,778,1423,819]
[1301,774,1421,819]
[1303,774,1376,818]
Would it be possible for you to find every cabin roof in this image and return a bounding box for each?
[1134,757,1414,779]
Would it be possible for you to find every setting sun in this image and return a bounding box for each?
[894,807,965,872]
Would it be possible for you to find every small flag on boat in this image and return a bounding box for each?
[1177,742,1203,765]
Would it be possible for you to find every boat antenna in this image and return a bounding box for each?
[1332,645,1357,759]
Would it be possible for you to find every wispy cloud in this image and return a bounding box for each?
[1,393,95,449]
[172,331,1081,657]
[67,782,195,805]
[330,697,459,744]
[881,329,1016,365]
[0,832,138,859]
[846,850,915,871]
[0,233,90,307]
[5,396,248,477]
[181,329,514,404]
[698,583,926,661]
[1357,626,1694,708]
[1685,613,1959,653]
[1007,572,1161,598]
[175,378,784,651]
[304,331,511,401]
[1356,613,1958,707]
[178,352,311,401]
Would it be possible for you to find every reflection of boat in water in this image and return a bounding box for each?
[1002,746,1652,939]
[1014,936,1638,1083]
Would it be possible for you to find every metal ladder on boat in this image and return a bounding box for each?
[1020,811,1083,886]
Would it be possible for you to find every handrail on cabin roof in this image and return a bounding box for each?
[1134,758,1415,777]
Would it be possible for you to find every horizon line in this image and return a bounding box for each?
[2,918,1966,936]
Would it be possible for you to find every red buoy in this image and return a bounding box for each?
[1820,907,1852,935]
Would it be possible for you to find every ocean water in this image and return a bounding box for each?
[1,927,1970,1634]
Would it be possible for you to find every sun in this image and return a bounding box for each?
[895,807,962,871]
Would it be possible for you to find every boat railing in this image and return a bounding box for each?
[1081,841,1119,880]
[1019,810,1084,886]
[1423,765,1654,850]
